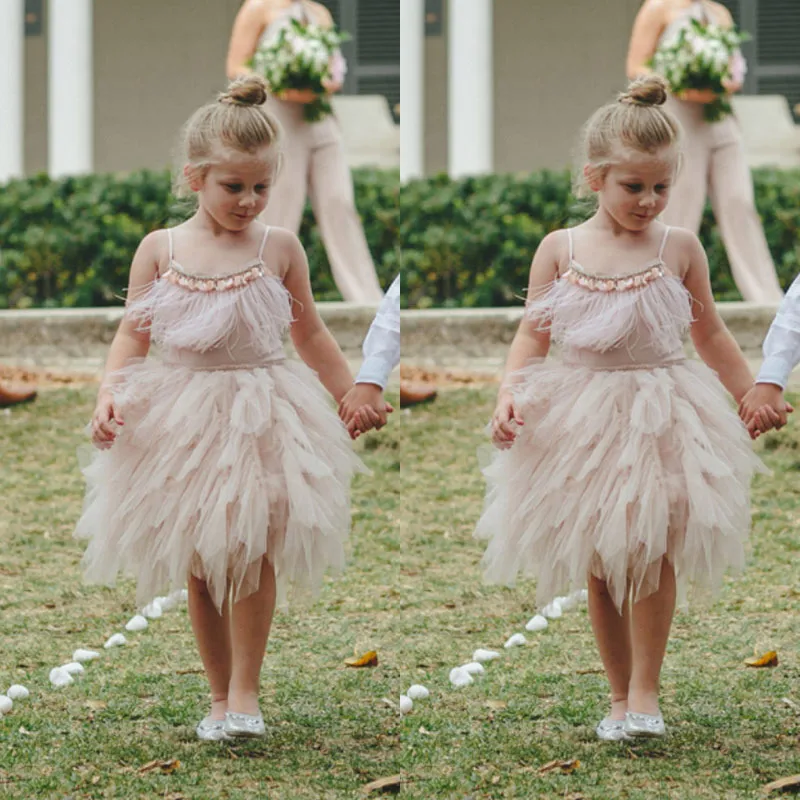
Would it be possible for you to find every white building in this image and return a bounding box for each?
[0,0,400,182]
[401,0,800,180]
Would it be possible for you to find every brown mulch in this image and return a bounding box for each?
[0,363,98,388]
[399,363,500,388]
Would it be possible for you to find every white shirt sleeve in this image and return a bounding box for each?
[355,274,400,390]
[756,273,800,390]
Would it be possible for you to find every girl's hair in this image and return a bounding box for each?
[574,75,683,197]
[173,75,283,197]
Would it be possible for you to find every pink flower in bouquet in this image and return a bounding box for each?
[730,49,747,84]
[330,50,347,84]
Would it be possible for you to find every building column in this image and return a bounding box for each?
[48,0,93,176]
[0,0,25,182]
[447,0,493,177]
[400,0,425,181]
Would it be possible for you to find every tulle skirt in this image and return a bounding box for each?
[75,358,365,612]
[475,359,766,612]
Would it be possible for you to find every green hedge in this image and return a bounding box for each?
[0,168,399,308]
[401,168,800,308]
[1,167,798,309]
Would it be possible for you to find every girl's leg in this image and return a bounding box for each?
[227,557,277,716]
[587,574,631,720]
[628,558,676,715]
[187,574,232,720]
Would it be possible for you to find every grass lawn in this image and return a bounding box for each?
[0,386,401,800]
[397,387,800,800]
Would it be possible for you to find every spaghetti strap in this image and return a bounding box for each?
[566,228,574,263]
[657,225,671,260]
[166,228,174,263]
[257,225,271,261]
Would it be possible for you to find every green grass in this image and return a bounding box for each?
[0,387,400,800]
[2,384,799,799]
[396,388,800,800]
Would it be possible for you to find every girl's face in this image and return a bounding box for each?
[191,148,277,231]
[591,147,678,232]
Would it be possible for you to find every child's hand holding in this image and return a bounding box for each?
[738,383,793,439]
[91,390,124,450]
[491,391,523,450]
[338,383,394,440]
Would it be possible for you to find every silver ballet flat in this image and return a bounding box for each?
[624,711,666,738]
[223,710,266,738]
[595,717,629,742]
[195,716,230,742]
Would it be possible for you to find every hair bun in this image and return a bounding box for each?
[619,76,669,107]
[219,76,269,107]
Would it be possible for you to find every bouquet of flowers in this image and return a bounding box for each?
[649,18,750,122]
[251,18,349,123]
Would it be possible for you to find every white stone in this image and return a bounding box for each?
[504,633,527,649]
[525,614,549,632]
[61,662,85,675]
[449,667,474,688]
[103,633,127,649]
[542,601,563,619]
[72,649,100,663]
[6,685,29,701]
[472,648,501,662]
[407,685,429,700]
[460,662,485,676]
[125,615,148,632]
[399,695,413,714]
[49,668,74,688]
[556,594,577,610]
[0,695,12,714]
[157,593,179,611]
[142,600,163,619]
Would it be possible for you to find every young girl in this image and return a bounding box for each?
[475,76,765,742]
[74,76,364,742]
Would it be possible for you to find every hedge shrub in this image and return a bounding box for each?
[1,167,798,309]
[0,168,399,308]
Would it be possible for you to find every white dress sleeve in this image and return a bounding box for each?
[355,275,400,390]
[756,273,800,389]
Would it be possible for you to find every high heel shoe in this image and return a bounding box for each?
[223,710,266,738]
[195,716,230,742]
[623,710,666,738]
[595,717,628,741]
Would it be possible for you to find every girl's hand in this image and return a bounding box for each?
[278,88,320,104]
[678,88,720,104]
[91,391,124,450]
[491,391,523,449]
[739,383,792,433]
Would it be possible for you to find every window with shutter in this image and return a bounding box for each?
[318,0,399,121]
[719,0,800,119]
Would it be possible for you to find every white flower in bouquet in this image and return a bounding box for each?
[650,17,750,122]
[250,17,350,123]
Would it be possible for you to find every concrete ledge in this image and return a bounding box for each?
[0,303,379,372]
[400,302,781,365]
[0,301,784,380]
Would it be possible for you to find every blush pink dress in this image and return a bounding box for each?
[475,225,764,612]
[75,224,364,613]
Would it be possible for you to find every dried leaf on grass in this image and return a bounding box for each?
[84,700,107,711]
[138,759,180,775]
[745,650,779,668]
[762,774,800,794]
[485,700,508,710]
[345,650,379,668]
[538,759,580,775]
[362,774,402,794]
